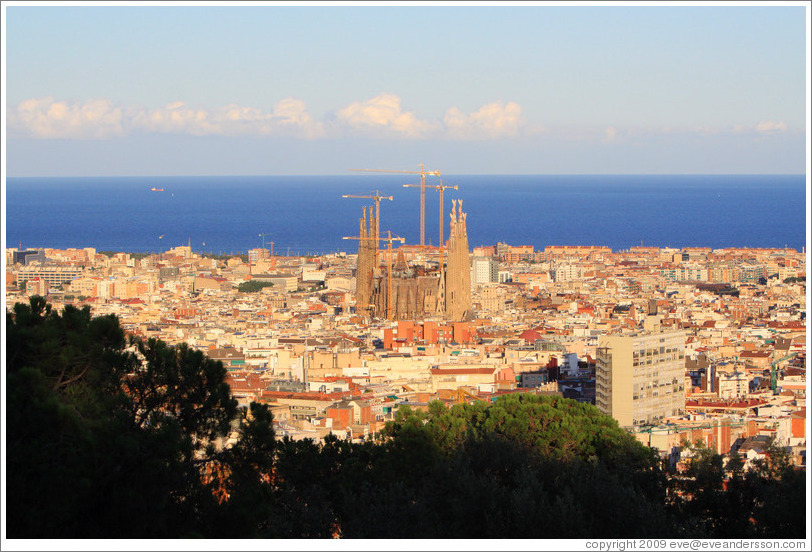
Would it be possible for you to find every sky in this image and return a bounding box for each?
[2,1,809,176]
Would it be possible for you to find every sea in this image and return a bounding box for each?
[4,174,808,256]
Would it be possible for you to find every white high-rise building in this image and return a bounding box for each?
[470,256,498,287]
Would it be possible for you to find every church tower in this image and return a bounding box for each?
[444,199,471,321]
[355,207,377,318]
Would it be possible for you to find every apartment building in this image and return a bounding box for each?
[716,371,749,399]
[552,263,584,282]
[18,265,83,287]
[596,317,686,427]
[471,256,498,287]
[495,242,534,263]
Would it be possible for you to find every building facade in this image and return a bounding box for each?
[18,265,83,287]
[471,256,498,286]
[596,318,686,427]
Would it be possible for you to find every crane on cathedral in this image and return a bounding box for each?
[350,164,441,252]
[341,190,393,244]
[403,178,458,252]
[343,206,404,320]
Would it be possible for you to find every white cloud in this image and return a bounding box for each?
[4,96,322,140]
[443,101,523,140]
[333,95,526,140]
[130,99,325,138]
[130,101,219,135]
[335,93,436,138]
[9,97,125,139]
[8,94,800,149]
[9,95,534,142]
[754,120,788,134]
[732,121,789,135]
[270,98,325,138]
[8,97,324,139]
[604,126,618,142]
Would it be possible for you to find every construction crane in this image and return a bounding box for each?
[768,351,798,395]
[258,233,274,259]
[343,229,405,320]
[341,190,393,244]
[456,387,482,405]
[350,164,441,250]
[404,178,458,249]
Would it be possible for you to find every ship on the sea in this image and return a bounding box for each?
[150,187,165,192]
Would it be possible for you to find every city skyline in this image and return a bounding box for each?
[3,1,809,177]
[4,2,810,545]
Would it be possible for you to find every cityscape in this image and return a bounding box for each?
[5,181,809,543]
[6,192,807,451]
[3,1,809,548]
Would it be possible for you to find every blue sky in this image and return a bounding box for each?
[3,2,808,176]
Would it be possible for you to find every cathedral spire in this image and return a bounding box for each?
[445,199,471,321]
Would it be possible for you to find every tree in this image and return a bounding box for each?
[388,394,659,472]
[372,394,677,538]
[237,280,274,293]
[667,439,806,538]
[6,296,276,538]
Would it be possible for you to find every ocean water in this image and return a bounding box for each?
[4,174,807,255]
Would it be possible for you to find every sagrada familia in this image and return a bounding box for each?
[355,199,471,322]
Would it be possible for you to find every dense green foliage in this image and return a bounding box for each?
[6,297,274,538]
[669,440,806,538]
[6,297,806,539]
[237,280,275,293]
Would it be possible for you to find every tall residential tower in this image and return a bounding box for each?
[595,315,686,427]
